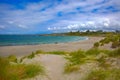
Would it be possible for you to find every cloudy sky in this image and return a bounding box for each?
[0,0,120,34]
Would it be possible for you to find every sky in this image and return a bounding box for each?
[0,0,120,34]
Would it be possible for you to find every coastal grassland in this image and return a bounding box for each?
[63,47,120,80]
[64,50,87,73]
[63,34,120,79]
[85,68,120,80]
[93,34,120,48]
[0,53,45,80]
[64,47,120,70]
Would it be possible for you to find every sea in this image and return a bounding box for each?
[0,35,87,46]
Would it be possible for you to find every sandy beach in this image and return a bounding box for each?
[0,37,111,56]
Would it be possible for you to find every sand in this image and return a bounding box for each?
[0,37,111,56]
[0,37,113,80]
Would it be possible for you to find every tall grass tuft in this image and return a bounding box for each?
[85,48,101,56]
[85,69,110,80]
[8,55,18,63]
[64,50,87,73]
[108,47,120,57]
[0,56,45,80]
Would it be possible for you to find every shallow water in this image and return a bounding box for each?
[0,35,87,46]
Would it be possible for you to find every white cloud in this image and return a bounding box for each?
[0,0,120,34]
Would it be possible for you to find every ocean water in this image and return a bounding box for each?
[0,35,87,46]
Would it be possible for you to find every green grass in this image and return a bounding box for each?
[66,50,86,65]
[85,68,120,80]
[94,42,100,48]
[64,47,120,73]
[47,51,68,55]
[108,69,120,80]
[64,63,80,73]
[108,47,120,57]
[85,48,101,56]
[8,55,18,63]
[85,69,110,80]
[0,56,45,80]
[64,50,87,73]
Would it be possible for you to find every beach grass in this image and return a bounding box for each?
[47,51,67,55]
[64,46,120,73]
[64,50,87,73]
[85,68,120,80]
[84,69,110,80]
[0,56,45,80]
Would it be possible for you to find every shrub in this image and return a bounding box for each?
[94,42,99,48]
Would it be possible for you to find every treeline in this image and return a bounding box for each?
[64,30,120,37]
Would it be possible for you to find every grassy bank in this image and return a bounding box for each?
[0,53,45,80]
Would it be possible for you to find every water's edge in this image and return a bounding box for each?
[0,35,88,46]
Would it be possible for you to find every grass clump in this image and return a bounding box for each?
[64,63,80,73]
[8,55,18,63]
[35,50,44,54]
[85,48,101,56]
[85,68,120,80]
[85,69,110,80]
[108,47,120,57]
[0,56,45,80]
[64,50,87,73]
[96,53,111,68]
[27,52,35,59]
[94,42,100,48]
[108,69,120,80]
[48,51,67,55]
[66,50,86,65]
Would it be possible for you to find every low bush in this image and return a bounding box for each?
[94,42,99,48]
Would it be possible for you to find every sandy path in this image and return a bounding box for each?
[24,54,96,80]
[0,37,107,56]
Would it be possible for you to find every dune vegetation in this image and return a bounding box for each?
[0,53,45,80]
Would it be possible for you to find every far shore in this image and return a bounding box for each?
[0,37,112,56]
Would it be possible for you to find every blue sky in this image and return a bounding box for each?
[0,0,120,34]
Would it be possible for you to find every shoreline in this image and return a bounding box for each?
[0,37,111,57]
[0,36,88,47]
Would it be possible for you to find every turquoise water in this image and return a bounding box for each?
[0,35,87,46]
